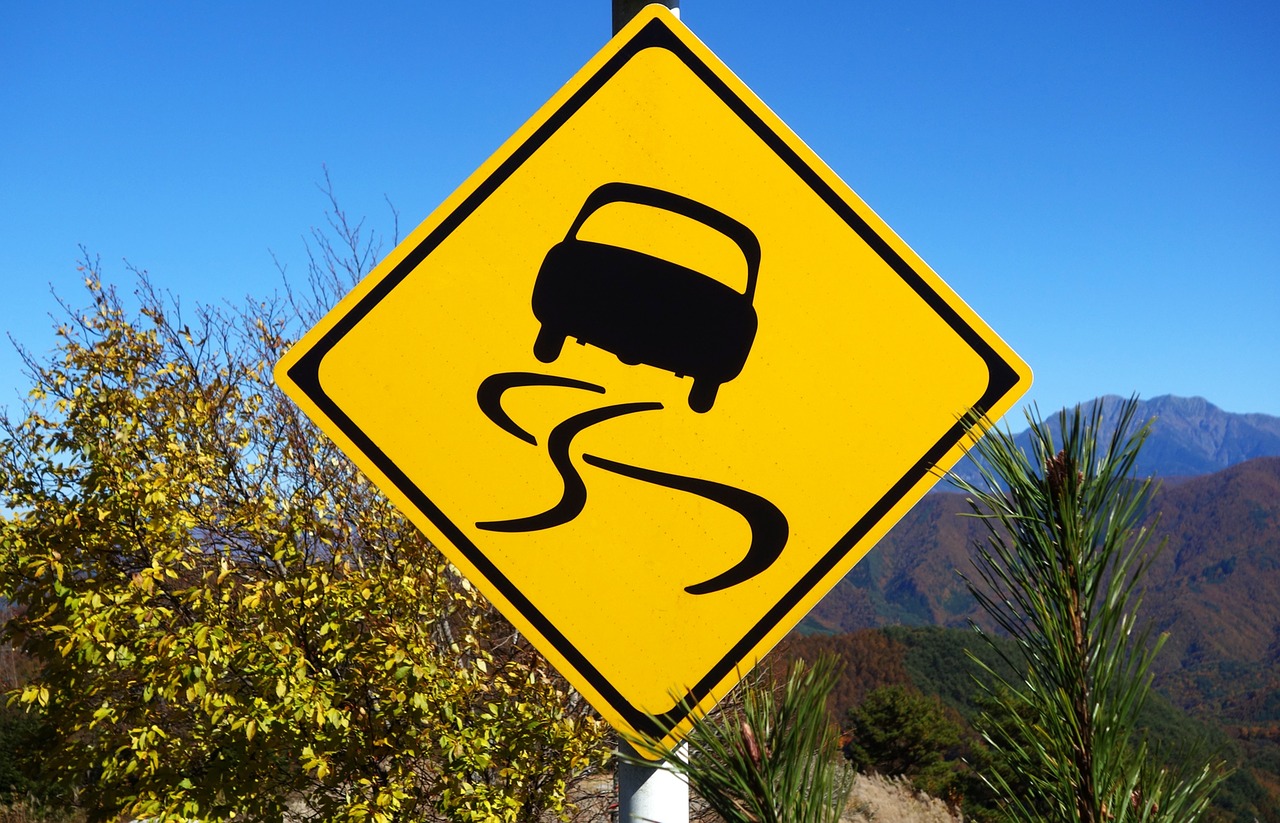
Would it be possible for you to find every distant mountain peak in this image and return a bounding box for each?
[946,395,1280,486]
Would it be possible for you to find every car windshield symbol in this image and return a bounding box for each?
[531,182,761,413]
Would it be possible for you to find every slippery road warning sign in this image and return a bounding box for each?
[275,6,1031,750]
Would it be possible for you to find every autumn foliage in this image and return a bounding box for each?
[0,255,609,821]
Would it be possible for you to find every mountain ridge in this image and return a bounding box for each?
[944,394,1280,488]
[810,455,1280,662]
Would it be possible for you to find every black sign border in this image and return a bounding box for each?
[287,15,1022,737]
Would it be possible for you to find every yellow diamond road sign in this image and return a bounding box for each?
[276,6,1031,750]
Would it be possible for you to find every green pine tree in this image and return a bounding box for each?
[953,397,1227,822]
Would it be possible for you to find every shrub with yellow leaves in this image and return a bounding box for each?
[0,234,609,822]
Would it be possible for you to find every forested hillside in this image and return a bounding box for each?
[810,457,1280,661]
[797,455,1280,821]
[776,626,1276,823]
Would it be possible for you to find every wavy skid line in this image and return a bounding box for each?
[476,401,663,532]
[476,371,606,445]
[582,455,788,595]
[474,371,789,594]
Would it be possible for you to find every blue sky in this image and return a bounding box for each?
[2,1,1277,418]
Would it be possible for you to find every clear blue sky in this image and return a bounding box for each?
[2,1,1277,418]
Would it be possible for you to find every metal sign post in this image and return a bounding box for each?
[609,6,688,820]
[614,0,679,34]
[617,739,688,823]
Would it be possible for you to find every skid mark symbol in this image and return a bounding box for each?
[475,371,789,594]
[582,455,787,595]
[477,372,606,445]
[476,401,663,533]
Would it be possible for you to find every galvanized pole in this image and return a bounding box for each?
[609,3,689,820]
[616,741,688,823]
[611,4,691,819]
[613,0,679,34]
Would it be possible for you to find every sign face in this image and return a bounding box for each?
[275,6,1031,750]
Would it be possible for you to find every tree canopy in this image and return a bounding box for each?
[0,234,609,821]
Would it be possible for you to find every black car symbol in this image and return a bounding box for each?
[531,182,761,413]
